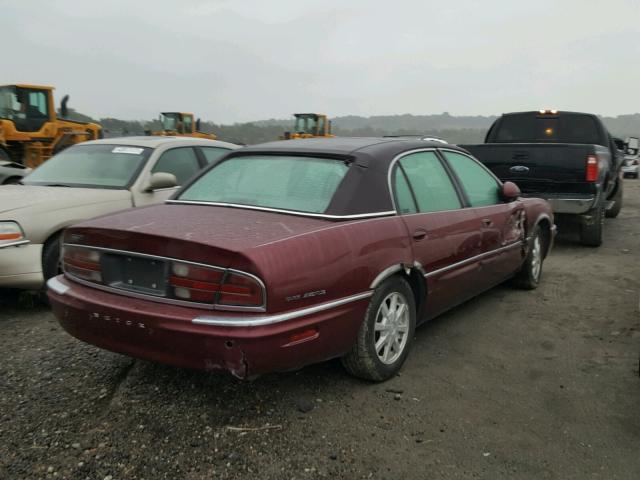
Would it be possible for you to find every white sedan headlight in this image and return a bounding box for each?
[0,221,28,247]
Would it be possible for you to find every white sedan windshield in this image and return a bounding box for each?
[24,144,151,188]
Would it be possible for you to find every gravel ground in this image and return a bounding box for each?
[1,180,639,480]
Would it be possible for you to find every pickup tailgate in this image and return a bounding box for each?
[461,143,597,195]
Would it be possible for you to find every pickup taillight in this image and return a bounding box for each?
[586,155,599,182]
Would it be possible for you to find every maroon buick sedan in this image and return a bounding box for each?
[48,138,555,381]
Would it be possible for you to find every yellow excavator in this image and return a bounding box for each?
[281,113,334,140]
[0,84,102,168]
[147,112,216,139]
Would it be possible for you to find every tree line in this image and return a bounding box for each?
[62,109,640,146]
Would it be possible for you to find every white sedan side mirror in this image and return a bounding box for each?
[145,172,177,192]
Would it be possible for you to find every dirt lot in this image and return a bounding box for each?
[1,181,639,480]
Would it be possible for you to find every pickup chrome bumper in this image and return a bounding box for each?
[544,197,596,215]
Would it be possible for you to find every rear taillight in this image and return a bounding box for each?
[169,262,224,303]
[63,245,265,309]
[169,262,264,308]
[218,272,264,307]
[586,155,599,182]
[62,246,102,283]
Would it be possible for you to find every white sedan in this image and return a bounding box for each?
[0,136,239,289]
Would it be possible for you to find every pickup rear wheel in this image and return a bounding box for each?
[512,227,544,290]
[580,204,604,247]
[342,276,416,381]
[605,180,623,218]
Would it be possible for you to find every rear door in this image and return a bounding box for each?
[441,149,525,285]
[392,150,484,319]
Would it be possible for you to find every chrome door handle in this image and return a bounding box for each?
[412,229,427,240]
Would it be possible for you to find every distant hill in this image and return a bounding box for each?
[73,111,640,145]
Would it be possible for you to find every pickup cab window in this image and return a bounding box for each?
[492,112,602,145]
[443,151,501,207]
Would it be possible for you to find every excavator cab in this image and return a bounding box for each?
[282,113,333,140]
[0,84,102,167]
[0,85,53,133]
[160,112,194,134]
[151,112,216,140]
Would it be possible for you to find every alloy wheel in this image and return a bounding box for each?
[374,292,410,365]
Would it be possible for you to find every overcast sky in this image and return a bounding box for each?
[2,0,638,123]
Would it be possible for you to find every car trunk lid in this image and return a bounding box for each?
[64,203,333,269]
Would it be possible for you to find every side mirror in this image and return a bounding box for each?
[145,172,177,191]
[501,181,521,201]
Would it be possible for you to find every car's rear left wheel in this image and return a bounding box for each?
[342,276,416,381]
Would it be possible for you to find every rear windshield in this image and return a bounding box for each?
[177,155,349,214]
[492,113,604,145]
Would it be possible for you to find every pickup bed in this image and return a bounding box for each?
[462,111,624,246]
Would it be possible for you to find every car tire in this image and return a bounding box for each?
[341,276,416,381]
[605,180,622,218]
[2,176,21,185]
[512,226,544,290]
[580,203,604,247]
[42,235,62,282]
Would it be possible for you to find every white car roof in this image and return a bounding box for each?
[83,136,240,150]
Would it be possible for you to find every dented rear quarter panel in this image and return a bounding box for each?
[520,197,555,237]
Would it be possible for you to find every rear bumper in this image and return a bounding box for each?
[47,276,369,378]
[525,195,597,215]
[622,165,639,175]
[0,243,44,289]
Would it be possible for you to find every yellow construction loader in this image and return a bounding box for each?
[147,112,216,139]
[281,113,334,140]
[0,84,102,168]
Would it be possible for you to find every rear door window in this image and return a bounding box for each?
[442,151,501,207]
[151,147,201,185]
[393,168,418,214]
[200,146,230,164]
[396,151,461,213]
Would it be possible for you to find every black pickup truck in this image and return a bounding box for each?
[462,110,624,246]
